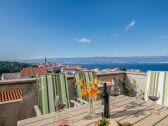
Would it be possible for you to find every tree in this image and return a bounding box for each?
[0,61,37,74]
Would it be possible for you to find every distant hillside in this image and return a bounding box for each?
[0,61,36,74]
[21,56,168,64]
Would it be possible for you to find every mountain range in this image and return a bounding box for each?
[20,56,168,64]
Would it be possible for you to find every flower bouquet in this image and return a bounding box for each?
[76,78,101,118]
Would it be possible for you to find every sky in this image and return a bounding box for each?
[0,0,168,60]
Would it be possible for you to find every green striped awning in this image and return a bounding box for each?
[37,73,70,114]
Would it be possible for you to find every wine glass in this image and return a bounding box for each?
[109,85,121,108]
[147,89,160,115]
[53,96,74,126]
[55,96,66,112]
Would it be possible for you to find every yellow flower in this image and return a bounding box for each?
[81,86,88,97]
[76,79,83,86]
[89,86,101,98]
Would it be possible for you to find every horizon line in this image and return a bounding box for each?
[0,55,168,61]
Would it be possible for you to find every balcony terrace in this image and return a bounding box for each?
[0,71,146,126]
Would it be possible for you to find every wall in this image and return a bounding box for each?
[97,72,125,94]
[0,79,37,126]
[126,72,147,92]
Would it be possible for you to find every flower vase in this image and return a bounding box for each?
[84,98,96,119]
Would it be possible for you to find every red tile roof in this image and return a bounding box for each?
[0,90,22,103]
[20,67,47,77]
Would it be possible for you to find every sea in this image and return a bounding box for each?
[77,63,168,72]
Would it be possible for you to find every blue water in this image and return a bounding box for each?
[79,63,168,72]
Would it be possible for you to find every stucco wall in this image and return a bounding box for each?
[0,79,37,126]
[125,72,147,92]
[97,72,125,94]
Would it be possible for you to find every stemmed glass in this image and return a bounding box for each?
[53,96,73,126]
[109,85,121,108]
[147,89,160,115]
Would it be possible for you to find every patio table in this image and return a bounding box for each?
[17,95,168,126]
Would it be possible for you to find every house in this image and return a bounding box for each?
[1,73,21,80]
[20,67,47,78]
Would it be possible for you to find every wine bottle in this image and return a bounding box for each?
[101,83,109,118]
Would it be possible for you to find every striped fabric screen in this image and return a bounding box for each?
[145,71,168,106]
[37,74,70,115]
[74,71,97,100]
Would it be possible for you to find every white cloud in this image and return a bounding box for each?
[76,37,91,43]
[125,20,136,31]
[158,35,168,39]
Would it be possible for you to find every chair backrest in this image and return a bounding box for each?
[37,73,70,114]
[74,71,97,99]
[145,71,168,106]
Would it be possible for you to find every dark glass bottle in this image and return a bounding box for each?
[101,83,109,118]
